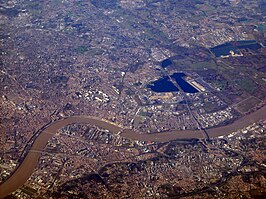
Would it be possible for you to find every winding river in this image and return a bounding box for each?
[0,106,266,198]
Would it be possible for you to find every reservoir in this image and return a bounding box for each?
[161,59,173,68]
[237,43,262,50]
[171,73,199,93]
[210,43,239,57]
[210,40,262,57]
[148,73,198,94]
[147,76,179,92]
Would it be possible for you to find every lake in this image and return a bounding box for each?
[148,73,199,93]
[210,40,262,57]
[147,77,179,92]
[171,73,199,93]
[161,59,173,68]
[210,43,240,57]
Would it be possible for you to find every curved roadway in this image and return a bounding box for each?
[0,106,266,198]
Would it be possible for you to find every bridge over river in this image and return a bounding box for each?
[0,106,266,198]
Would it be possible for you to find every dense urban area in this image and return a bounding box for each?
[0,0,266,198]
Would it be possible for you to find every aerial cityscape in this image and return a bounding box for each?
[0,0,266,198]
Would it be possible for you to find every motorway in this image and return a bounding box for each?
[0,106,266,198]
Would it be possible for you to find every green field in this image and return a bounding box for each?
[190,60,218,70]
[235,78,257,93]
[235,96,261,113]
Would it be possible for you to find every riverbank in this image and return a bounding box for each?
[1,106,266,198]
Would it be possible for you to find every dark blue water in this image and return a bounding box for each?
[161,59,172,68]
[235,40,256,45]
[210,43,239,57]
[237,43,262,50]
[171,73,199,93]
[148,77,179,92]
[148,73,198,93]
[210,40,262,57]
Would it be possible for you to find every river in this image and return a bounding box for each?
[0,106,266,198]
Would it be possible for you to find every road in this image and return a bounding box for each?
[0,106,266,198]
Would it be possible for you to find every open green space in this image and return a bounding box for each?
[189,60,218,71]
[203,101,222,113]
[235,78,257,93]
[235,96,261,113]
